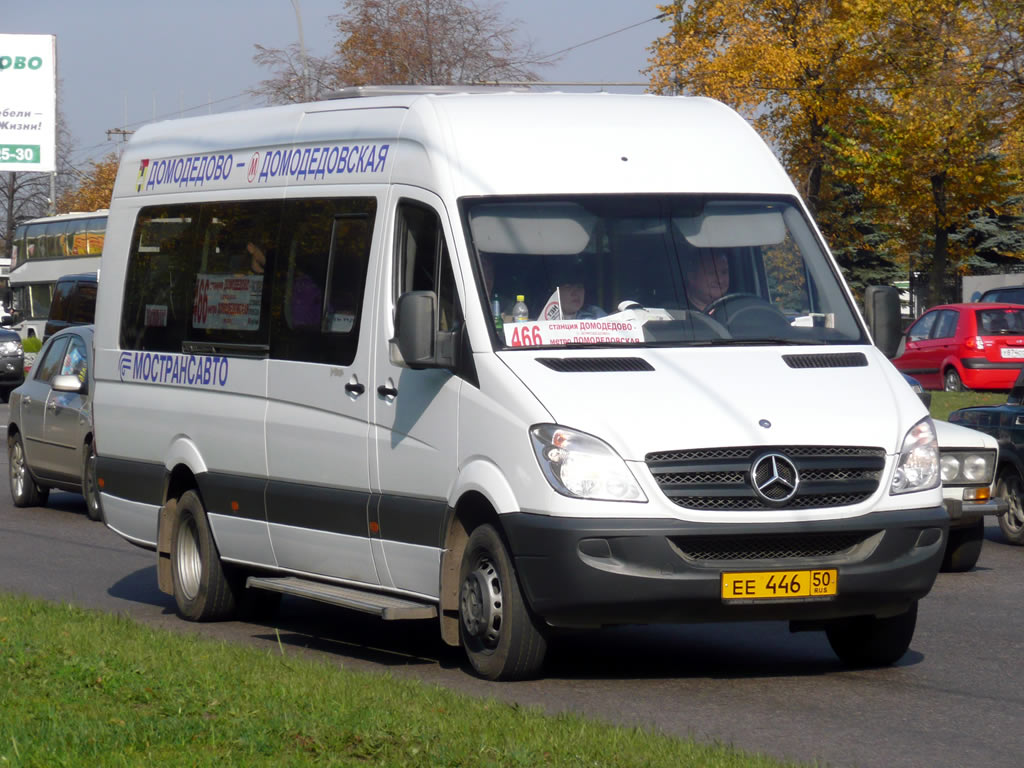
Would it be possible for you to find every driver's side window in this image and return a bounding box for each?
[34,337,70,383]
[395,200,462,332]
[907,312,938,342]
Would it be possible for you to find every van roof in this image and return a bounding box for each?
[114,91,797,201]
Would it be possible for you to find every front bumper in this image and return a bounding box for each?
[943,495,1008,526]
[501,506,948,629]
[0,354,24,383]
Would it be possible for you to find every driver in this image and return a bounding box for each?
[683,250,729,311]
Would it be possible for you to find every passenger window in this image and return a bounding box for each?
[49,280,74,322]
[34,337,69,382]
[269,197,376,365]
[123,199,376,360]
[933,310,958,339]
[121,201,281,354]
[70,281,97,323]
[395,200,462,332]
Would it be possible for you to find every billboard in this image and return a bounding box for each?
[0,34,56,173]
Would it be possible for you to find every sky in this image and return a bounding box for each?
[11,1,666,170]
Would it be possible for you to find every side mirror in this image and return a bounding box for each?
[0,315,11,327]
[392,291,438,369]
[864,285,902,358]
[51,374,84,393]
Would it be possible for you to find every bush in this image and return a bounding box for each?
[22,336,42,354]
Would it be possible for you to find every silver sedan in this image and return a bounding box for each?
[7,325,101,520]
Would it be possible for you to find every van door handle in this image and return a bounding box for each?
[345,382,365,396]
[377,384,398,398]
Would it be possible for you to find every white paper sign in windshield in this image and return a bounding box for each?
[0,34,56,172]
[503,313,644,347]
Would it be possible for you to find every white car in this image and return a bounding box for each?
[933,419,1006,571]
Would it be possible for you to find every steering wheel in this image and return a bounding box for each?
[703,292,790,334]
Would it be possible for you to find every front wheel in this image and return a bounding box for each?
[996,468,1024,545]
[826,601,917,668]
[458,524,547,680]
[170,490,238,621]
[940,519,984,572]
[944,368,963,392]
[82,439,103,522]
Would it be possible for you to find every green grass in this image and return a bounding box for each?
[0,594,804,768]
[929,390,1005,421]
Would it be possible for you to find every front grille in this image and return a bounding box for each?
[645,445,886,511]
[671,531,873,562]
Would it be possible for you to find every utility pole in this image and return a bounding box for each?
[106,128,135,153]
[291,0,311,102]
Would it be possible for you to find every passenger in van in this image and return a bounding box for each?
[246,242,266,274]
[683,249,730,311]
[548,257,604,320]
[290,252,329,329]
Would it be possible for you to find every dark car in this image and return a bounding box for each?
[0,326,25,402]
[6,325,101,521]
[892,302,1024,391]
[977,285,1024,305]
[43,272,97,342]
[948,367,1024,546]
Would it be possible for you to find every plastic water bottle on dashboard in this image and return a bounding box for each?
[512,295,528,323]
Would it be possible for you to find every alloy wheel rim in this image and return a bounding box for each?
[175,516,202,600]
[11,442,24,498]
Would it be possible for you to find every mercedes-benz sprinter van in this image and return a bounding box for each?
[92,89,947,680]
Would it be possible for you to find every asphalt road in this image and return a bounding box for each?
[1,401,1022,768]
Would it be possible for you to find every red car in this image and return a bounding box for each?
[892,302,1024,391]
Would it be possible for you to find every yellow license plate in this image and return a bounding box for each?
[721,569,838,601]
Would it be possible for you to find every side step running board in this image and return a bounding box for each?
[246,576,438,620]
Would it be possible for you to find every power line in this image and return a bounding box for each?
[530,13,668,64]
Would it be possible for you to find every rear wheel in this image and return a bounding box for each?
[940,519,984,572]
[826,601,917,667]
[8,433,47,507]
[996,468,1024,545]
[943,368,963,392]
[82,439,103,522]
[459,524,547,680]
[170,490,237,621]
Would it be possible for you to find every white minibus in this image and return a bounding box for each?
[91,89,947,680]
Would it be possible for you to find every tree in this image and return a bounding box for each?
[251,0,542,105]
[57,153,120,213]
[250,43,341,104]
[830,0,1015,305]
[647,1,1023,308]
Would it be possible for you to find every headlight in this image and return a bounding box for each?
[0,340,21,355]
[939,450,994,485]
[891,417,940,494]
[530,425,646,502]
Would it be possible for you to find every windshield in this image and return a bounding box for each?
[463,195,866,349]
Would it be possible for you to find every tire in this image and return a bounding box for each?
[943,368,963,392]
[826,601,918,668]
[169,490,238,621]
[940,519,984,572]
[8,432,45,508]
[82,439,103,522]
[458,524,547,680]
[996,468,1024,545]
